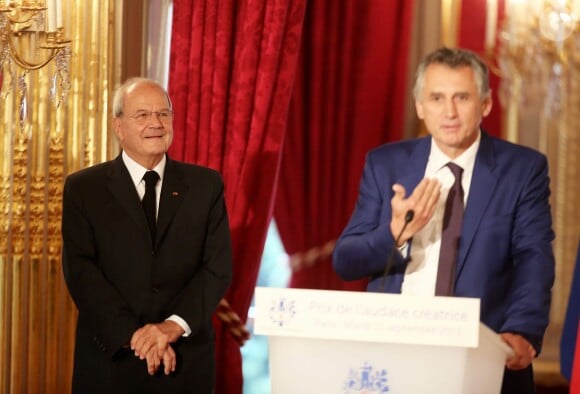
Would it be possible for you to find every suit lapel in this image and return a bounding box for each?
[156,158,188,247]
[456,133,498,275]
[107,156,150,240]
[397,136,431,195]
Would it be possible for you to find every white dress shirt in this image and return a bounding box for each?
[401,132,480,296]
[122,151,192,336]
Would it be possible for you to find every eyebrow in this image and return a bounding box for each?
[427,91,471,98]
[132,107,172,112]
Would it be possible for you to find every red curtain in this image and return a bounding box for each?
[168,1,306,393]
[274,0,415,290]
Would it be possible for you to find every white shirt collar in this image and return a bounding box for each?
[428,131,481,171]
[122,151,166,187]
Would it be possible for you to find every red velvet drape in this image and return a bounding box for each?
[274,0,415,290]
[168,1,306,393]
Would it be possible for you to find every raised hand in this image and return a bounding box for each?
[390,178,441,245]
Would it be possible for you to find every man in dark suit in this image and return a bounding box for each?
[62,77,233,393]
[333,48,554,393]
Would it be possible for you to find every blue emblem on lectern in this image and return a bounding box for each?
[343,362,389,393]
[269,297,296,327]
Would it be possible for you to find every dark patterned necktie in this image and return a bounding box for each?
[142,171,159,242]
[435,163,464,296]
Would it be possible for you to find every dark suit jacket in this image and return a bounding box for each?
[333,132,555,392]
[62,154,232,394]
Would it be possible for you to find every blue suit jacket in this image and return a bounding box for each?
[333,132,555,352]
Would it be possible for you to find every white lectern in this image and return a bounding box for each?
[253,287,512,394]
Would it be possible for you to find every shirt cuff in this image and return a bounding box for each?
[166,315,191,337]
[397,241,409,258]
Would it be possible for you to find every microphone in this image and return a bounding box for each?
[380,210,414,291]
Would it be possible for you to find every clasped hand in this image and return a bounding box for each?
[130,320,184,375]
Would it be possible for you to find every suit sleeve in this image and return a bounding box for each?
[333,152,407,283]
[61,177,141,358]
[501,154,555,352]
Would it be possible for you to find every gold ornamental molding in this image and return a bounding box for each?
[0,1,119,393]
[441,0,462,47]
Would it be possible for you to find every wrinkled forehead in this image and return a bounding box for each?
[123,83,171,111]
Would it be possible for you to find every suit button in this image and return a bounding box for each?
[152,287,159,294]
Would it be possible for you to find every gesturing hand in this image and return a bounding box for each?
[390,178,441,245]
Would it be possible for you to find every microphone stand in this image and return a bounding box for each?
[379,210,414,291]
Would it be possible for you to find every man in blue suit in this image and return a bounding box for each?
[333,47,554,393]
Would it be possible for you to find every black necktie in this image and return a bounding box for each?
[435,163,464,296]
[142,171,159,242]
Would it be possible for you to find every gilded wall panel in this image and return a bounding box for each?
[0,1,119,392]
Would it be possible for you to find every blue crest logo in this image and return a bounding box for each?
[343,362,389,393]
[269,297,296,327]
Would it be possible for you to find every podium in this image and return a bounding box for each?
[253,287,512,394]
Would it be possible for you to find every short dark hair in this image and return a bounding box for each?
[413,47,490,100]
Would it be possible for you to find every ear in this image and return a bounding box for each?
[415,100,425,119]
[112,117,123,140]
[481,94,493,117]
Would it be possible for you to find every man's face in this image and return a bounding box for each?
[415,64,492,159]
[113,82,173,168]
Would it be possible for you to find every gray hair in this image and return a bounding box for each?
[413,47,490,100]
[112,77,172,117]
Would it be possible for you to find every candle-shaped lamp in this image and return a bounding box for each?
[47,0,56,31]
[55,0,62,28]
